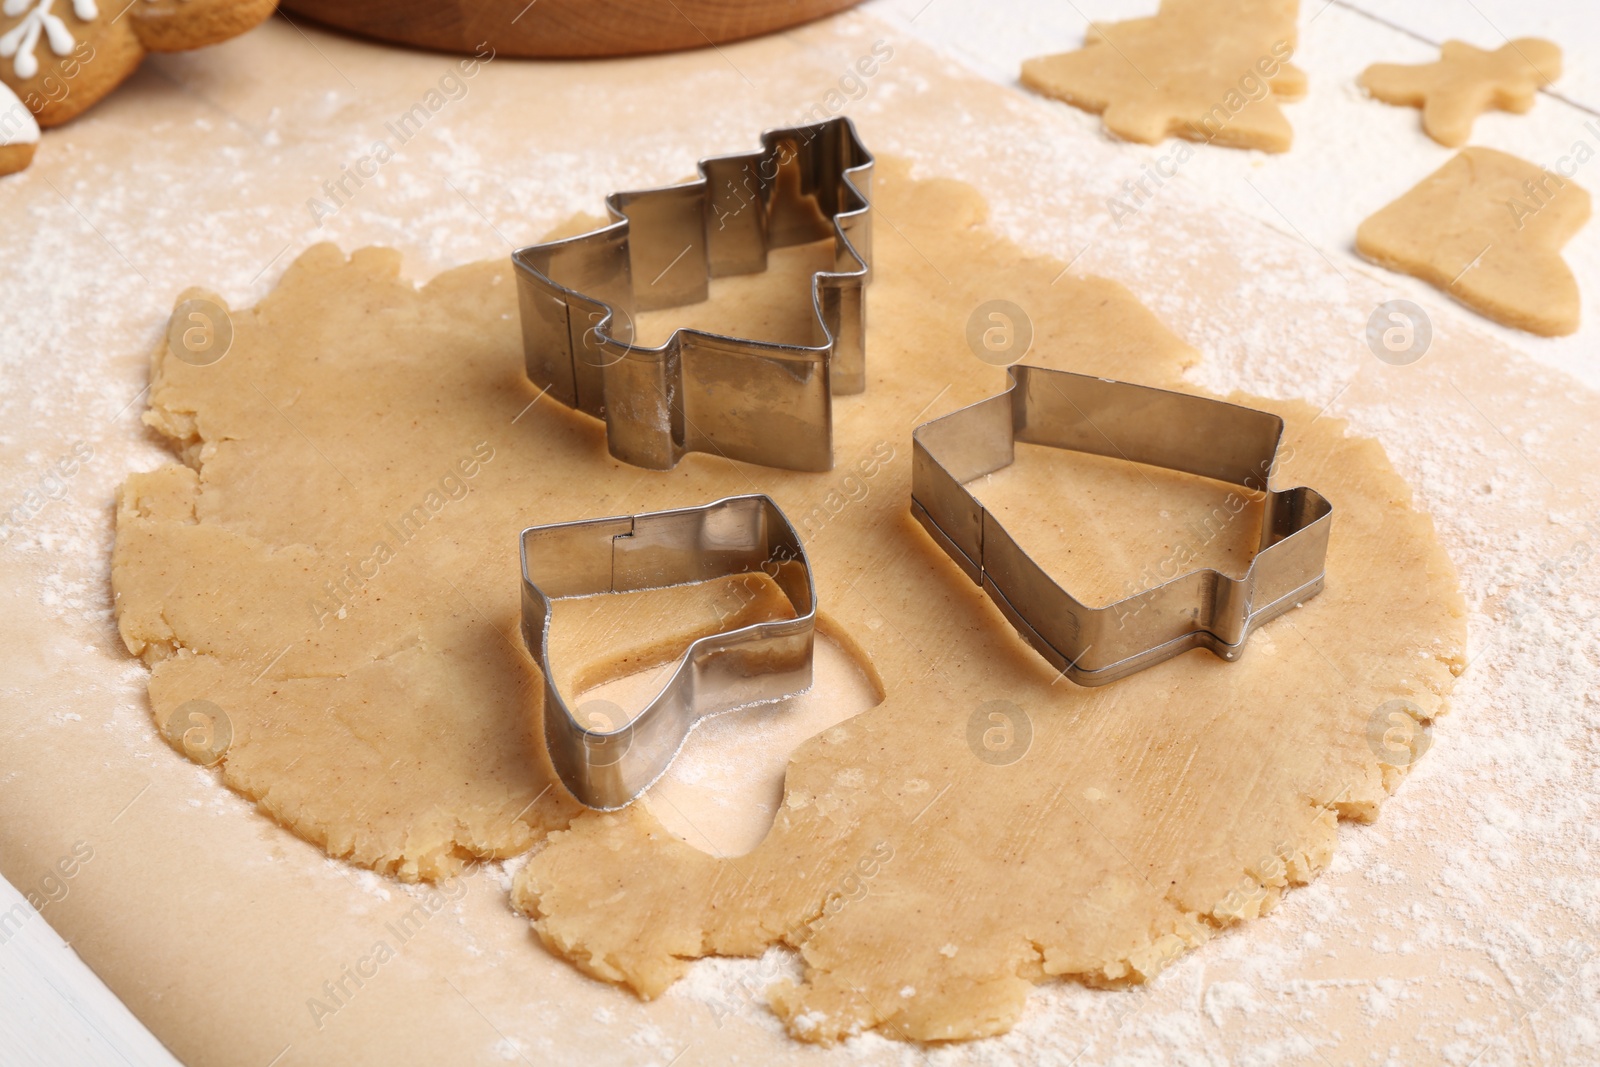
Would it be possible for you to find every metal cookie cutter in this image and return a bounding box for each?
[512,116,873,473]
[911,365,1333,685]
[520,494,815,809]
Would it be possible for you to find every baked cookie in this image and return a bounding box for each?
[1021,0,1307,152]
[1360,39,1562,147]
[0,0,277,172]
[0,78,38,174]
[1357,147,1590,336]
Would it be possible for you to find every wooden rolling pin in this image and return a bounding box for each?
[277,0,869,57]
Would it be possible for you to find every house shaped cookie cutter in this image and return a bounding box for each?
[911,366,1333,685]
[512,117,873,472]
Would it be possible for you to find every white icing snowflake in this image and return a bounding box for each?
[0,0,98,81]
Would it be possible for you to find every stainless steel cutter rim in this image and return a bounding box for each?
[910,365,1334,685]
[520,493,817,810]
[511,116,874,473]
[519,150,871,365]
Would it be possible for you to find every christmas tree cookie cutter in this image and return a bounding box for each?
[911,365,1333,685]
[511,116,873,472]
[521,494,815,810]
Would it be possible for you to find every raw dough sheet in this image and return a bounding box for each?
[110,158,1463,1045]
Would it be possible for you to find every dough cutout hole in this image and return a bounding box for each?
[585,629,880,857]
[970,441,1269,609]
[546,573,883,857]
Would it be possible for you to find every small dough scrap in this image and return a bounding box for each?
[1359,39,1561,147]
[1357,146,1590,336]
[1021,0,1306,152]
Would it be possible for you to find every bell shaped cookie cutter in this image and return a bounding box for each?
[521,494,815,809]
[512,116,873,472]
[911,365,1333,685]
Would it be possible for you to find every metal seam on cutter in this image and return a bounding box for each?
[520,494,816,810]
[511,116,874,473]
[910,365,1333,685]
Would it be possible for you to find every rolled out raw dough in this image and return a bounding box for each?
[111,157,1465,1044]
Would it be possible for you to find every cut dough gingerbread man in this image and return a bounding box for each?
[0,0,278,176]
[1021,0,1307,152]
[1359,39,1561,147]
[1357,147,1590,336]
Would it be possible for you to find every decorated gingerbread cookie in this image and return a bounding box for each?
[0,0,278,175]
[1357,147,1590,336]
[1359,39,1562,147]
[1020,0,1307,152]
[0,78,39,173]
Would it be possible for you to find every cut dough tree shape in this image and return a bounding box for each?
[1358,146,1590,337]
[0,0,278,176]
[1359,39,1561,148]
[1020,0,1307,152]
[111,161,1465,1046]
